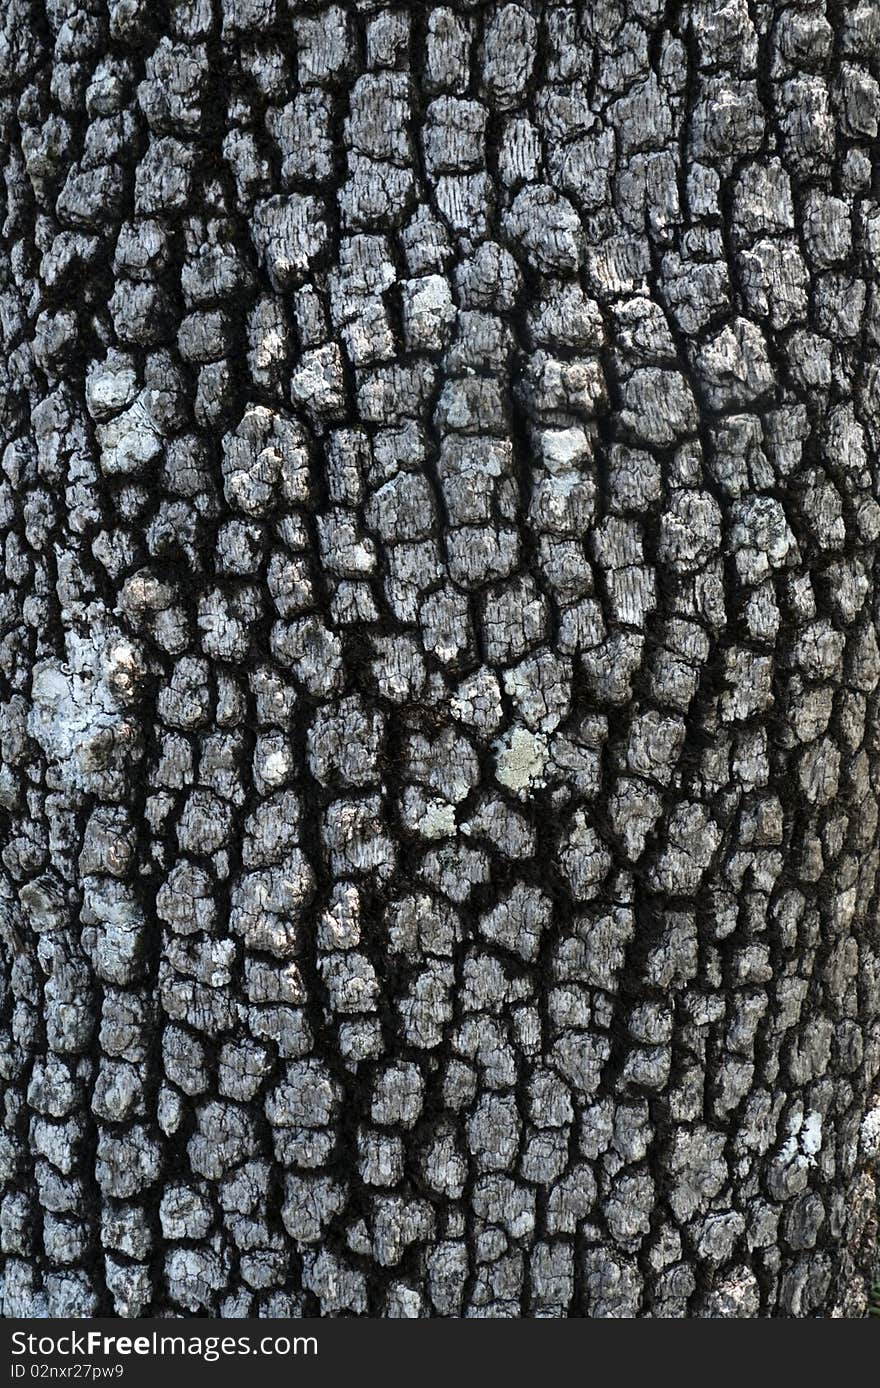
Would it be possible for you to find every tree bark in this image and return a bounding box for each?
[1,0,879,1319]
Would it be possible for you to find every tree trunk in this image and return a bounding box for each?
[1,0,879,1320]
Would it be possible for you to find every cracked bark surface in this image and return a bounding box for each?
[1,0,880,1319]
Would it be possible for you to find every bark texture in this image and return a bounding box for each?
[1,0,880,1319]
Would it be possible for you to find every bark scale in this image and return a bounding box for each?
[0,0,879,1318]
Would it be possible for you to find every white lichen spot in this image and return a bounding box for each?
[859,1102,880,1159]
[417,801,457,839]
[539,426,590,472]
[28,624,140,792]
[801,1110,823,1160]
[494,725,549,794]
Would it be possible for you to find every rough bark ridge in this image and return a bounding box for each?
[1,0,880,1320]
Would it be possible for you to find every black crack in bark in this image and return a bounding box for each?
[0,0,879,1319]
